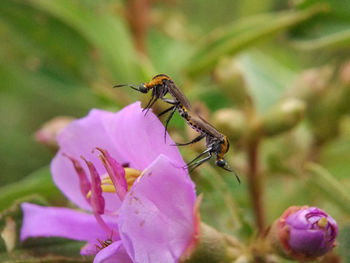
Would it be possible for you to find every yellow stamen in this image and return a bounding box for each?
[317,217,328,228]
[125,168,141,178]
[101,184,117,193]
[86,184,117,198]
[86,167,143,199]
[125,168,142,190]
[101,178,113,185]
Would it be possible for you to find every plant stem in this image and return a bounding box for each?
[247,138,264,232]
[125,0,152,54]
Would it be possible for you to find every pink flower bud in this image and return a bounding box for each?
[270,206,338,261]
[35,116,74,149]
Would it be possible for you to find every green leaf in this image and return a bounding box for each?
[28,0,137,81]
[290,29,350,51]
[290,0,350,51]
[320,137,350,181]
[0,255,90,263]
[305,163,350,214]
[0,166,61,212]
[0,197,88,261]
[236,50,297,112]
[0,0,94,82]
[185,6,326,77]
[0,242,89,263]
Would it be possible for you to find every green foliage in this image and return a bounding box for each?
[0,166,62,211]
[185,6,326,77]
[1,0,350,261]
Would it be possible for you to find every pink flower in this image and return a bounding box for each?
[269,206,338,261]
[21,102,198,263]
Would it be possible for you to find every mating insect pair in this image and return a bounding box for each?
[115,74,240,183]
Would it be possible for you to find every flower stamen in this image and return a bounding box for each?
[81,156,113,235]
[86,167,142,199]
[96,148,128,200]
[63,153,91,203]
[125,168,142,190]
[317,217,328,228]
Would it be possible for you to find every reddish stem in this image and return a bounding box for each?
[247,138,265,232]
[125,0,152,54]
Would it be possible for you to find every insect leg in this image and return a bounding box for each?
[186,147,212,167]
[188,153,212,172]
[164,105,177,143]
[174,133,205,146]
[143,94,159,116]
[158,105,176,117]
[143,92,155,113]
[161,98,178,105]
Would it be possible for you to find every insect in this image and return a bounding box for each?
[95,231,114,252]
[114,74,191,141]
[114,74,240,182]
[179,112,240,183]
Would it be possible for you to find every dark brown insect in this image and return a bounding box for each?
[115,74,191,141]
[95,231,114,252]
[114,74,240,182]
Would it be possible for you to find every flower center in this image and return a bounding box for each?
[86,167,142,198]
[317,217,328,228]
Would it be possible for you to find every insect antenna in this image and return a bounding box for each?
[113,84,140,92]
[222,165,241,184]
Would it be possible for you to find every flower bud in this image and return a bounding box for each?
[35,116,74,150]
[1,216,16,252]
[212,109,246,141]
[268,206,338,261]
[287,67,332,102]
[308,65,350,141]
[261,98,306,137]
[213,58,251,107]
[339,60,350,86]
[182,223,227,263]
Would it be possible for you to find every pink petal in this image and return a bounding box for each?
[93,241,133,263]
[21,203,117,242]
[118,155,196,263]
[81,242,99,256]
[104,102,186,171]
[51,109,126,211]
[83,157,105,215]
[63,154,91,203]
[97,148,127,200]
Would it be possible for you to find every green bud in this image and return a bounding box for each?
[1,216,16,252]
[212,109,246,141]
[213,58,251,107]
[339,116,350,139]
[307,62,350,142]
[234,255,251,263]
[183,223,227,263]
[339,60,350,86]
[287,67,332,102]
[262,98,306,136]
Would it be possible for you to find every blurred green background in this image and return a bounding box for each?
[1,0,350,262]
